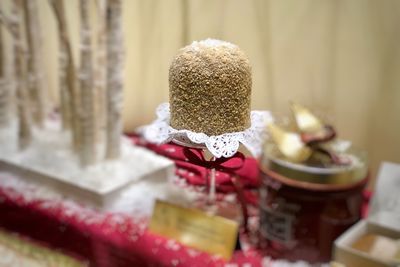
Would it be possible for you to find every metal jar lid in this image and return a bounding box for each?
[261,143,368,187]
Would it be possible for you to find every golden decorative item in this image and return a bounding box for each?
[269,102,344,165]
[268,123,312,163]
[291,102,324,134]
[291,102,336,145]
[263,102,368,185]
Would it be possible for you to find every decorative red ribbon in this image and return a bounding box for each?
[182,148,246,171]
[300,125,351,165]
[301,125,336,145]
[182,147,250,232]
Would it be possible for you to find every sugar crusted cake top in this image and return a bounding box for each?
[169,39,252,136]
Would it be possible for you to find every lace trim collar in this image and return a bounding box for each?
[141,103,273,158]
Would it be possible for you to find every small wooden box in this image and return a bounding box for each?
[334,162,400,267]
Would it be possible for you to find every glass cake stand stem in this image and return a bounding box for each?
[207,156,216,205]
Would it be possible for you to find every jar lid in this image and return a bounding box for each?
[261,143,368,185]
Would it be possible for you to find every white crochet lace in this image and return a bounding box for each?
[142,103,273,158]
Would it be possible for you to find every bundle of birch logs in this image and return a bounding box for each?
[0,0,124,167]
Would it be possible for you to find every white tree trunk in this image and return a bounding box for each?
[11,0,32,150]
[79,0,96,166]
[0,23,3,78]
[0,79,9,128]
[49,0,71,130]
[94,0,107,149]
[59,37,72,130]
[0,23,10,128]
[23,0,47,127]
[105,0,123,159]
[49,0,81,151]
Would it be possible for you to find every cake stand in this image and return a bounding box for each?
[172,136,218,207]
[141,103,274,229]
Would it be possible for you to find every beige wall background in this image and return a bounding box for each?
[2,0,400,186]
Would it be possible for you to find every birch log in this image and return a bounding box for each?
[10,0,32,149]
[49,0,81,151]
[0,22,3,78]
[49,0,71,130]
[79,0,96,166]
[0,23,10,128]
[23,0,46,126]
[94,0,107,148]
[105,0,123,159]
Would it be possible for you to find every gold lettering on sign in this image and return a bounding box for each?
[148,200,239,260]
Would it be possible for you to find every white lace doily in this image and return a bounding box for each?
[141,103,273,158]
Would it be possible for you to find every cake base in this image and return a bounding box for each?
[0,120,174,211]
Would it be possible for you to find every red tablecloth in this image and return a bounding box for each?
[0,175,265,267]
[0,137,370,266]
[0,136,265,267]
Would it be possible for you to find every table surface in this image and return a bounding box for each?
[0,168,264,267]
[0,137,368,267]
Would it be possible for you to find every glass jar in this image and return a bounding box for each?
[259,149,368,263]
